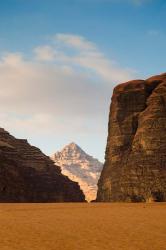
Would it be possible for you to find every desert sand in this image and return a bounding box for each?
[0,203,165,250]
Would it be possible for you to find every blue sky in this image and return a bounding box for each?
[0,0,165,161]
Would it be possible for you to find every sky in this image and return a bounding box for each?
[0,0,165,161]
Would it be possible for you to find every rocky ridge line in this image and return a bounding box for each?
[0,128,85,202]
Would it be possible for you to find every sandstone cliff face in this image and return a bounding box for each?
[97,73,166,202]
[0,128,85,202]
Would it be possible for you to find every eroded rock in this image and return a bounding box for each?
[97,73,166,202]
[0,128,85,202]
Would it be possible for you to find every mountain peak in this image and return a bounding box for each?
[59,142,88,160]
[51,143,103,202]
[65,142,81,150]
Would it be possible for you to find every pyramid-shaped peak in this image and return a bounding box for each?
[51,142,103,202]
[67,142,81,149]
[68,142,78,147]
[52,142,103,165]
[62,142,86,154]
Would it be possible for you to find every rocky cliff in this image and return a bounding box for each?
[51,143,103,202]
[97,73,166,202]
[0,128,85,202]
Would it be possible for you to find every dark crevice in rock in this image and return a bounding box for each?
[151,191,164,202]
[129,79,163,151]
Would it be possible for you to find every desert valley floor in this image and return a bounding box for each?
[0,203,166,250]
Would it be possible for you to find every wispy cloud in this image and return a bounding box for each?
[54,34,96,51]
[34,46,56,61]
[35,34,134,82]
[0,34,135,154]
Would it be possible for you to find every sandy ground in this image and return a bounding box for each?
[0,203,166,250]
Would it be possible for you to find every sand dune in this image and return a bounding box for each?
[0,203,166,250]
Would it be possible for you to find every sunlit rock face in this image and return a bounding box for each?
[97,73,166,202]
[0,128,85,202]
[51,143,103,202]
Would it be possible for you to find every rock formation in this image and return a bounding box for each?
[51,142,103,202]
[97,73,166,202]
[0,128,85,202]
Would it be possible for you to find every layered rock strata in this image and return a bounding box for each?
[0,128,85,202]
[97,73,166,202]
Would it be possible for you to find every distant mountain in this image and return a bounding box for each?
[51,143,103,202]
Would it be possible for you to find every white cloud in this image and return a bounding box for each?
[0,34,135,157]
[1,53,23,66]
[34,46,56,61]
[34,34,134,82]
[54,34,96,51]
